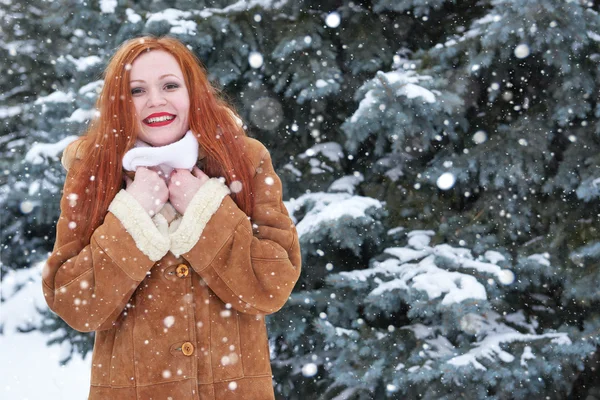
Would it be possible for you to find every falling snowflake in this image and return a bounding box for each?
[436,172,456,190]
[325,12,341,28]
[163,316,175,328]
[472,130,487,144]
[20,201,34,214]
[498,269,515,285]
[248,52,263,69]
[514,44,530,59]
[302,363,318,377]
[67,193,78,207]
[229,180,243,193]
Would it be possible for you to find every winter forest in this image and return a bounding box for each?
[1,0,600,399]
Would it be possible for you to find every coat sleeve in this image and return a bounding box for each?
[169,138,302,315]
[42,140,170,332]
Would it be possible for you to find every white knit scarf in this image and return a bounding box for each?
[122,130,199,177]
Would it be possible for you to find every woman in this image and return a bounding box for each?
[42,36,301,400]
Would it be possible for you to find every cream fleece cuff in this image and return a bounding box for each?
[108,189,171,262]
[169,178,231,257]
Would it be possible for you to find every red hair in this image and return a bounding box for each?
[69,36,254,244]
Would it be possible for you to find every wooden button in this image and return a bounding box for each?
[176,264,189,278]
[181,342,194,356]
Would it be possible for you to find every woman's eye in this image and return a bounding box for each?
[131,87,144,95]
[165,83,179,90]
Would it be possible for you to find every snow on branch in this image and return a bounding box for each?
[64,108,96,123]
[78,80,103,96]
[146,9,197,35]
[99,0,117,14]
[197,0,288,18]
[448,327,570,371]
[300,142,344,163]
[362,256,487,306]
[328,173,364,194]
[433,244,515,284]
[349,70,437,124]
[0,106,22,118]
[326,230,577,379]
[145,1,288,35]
[25,136,79,165]
[34,91,74,105]
[336,230,514,307]
[288,192,383,237]
[57,55,102,72]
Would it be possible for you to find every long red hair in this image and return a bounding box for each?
[69,36,254,244]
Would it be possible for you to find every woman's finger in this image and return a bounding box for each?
[192,166,205,178]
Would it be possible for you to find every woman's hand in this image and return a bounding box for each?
[124,167,169,216]
[168,166,209,215]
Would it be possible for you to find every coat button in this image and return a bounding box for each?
[181,342,194,356]
[176,264,189,278]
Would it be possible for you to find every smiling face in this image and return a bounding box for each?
[129,50,190,147]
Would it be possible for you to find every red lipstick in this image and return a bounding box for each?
[144,112,176,127]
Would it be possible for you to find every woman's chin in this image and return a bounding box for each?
[141,132,188,147]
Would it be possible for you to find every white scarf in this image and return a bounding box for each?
[122,130,199,177]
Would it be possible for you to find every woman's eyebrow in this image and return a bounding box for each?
[130,74,182,83]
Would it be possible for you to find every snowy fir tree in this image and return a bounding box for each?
[1,0,600,398]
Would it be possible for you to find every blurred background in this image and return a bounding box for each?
[1,0,599,398]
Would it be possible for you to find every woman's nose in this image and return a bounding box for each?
[147,89,167,107]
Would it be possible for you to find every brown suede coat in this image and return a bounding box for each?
[42,136,301,399]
